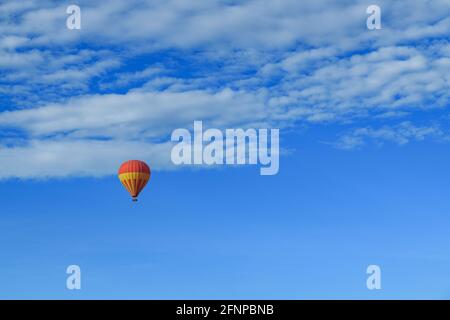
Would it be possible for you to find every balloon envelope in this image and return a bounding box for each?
[118,160,151,201]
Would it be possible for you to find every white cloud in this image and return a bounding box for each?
[0,139,173,179]
[266,45,450,123]
[334,121,443,150]
[0,89,269,139]
[0,88,271,178]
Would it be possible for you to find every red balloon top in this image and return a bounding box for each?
[118,160,151,175]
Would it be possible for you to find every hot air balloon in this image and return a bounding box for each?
[118,160,151,201]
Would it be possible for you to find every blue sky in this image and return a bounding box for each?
[1,0,450,299]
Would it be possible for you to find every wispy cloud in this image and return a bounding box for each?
[334,121,444,150]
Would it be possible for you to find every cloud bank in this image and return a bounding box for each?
[0,0,449,178]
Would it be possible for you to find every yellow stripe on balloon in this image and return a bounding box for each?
[118,172,150,197]
[118,172,150,181]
